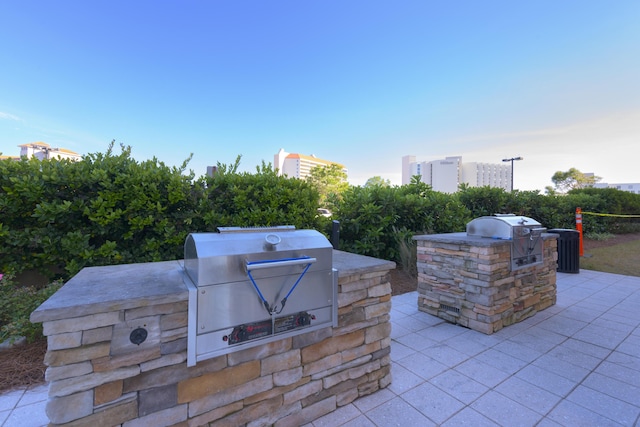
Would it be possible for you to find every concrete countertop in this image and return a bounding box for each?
[413,231,558,246]
[31,251,396,324]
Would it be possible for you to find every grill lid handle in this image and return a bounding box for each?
[246,256,317,271]
[246,256,316,315]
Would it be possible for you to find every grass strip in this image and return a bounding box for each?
[581,239,640,277]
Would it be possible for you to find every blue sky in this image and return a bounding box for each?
[1,1,639,190]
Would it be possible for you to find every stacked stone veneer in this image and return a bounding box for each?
[30,251,394,427]
[414,232,557,334]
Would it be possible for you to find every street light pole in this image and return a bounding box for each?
[502,157,523,191]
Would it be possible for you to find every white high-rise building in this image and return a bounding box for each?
[402,155,511,192]
[274,148,347,180]
[19,142,81,161]
[594,183,640,194]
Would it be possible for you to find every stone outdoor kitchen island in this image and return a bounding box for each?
[30,250,394,427]
[414,232,558,334]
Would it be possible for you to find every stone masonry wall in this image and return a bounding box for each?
[415,233,557,334]
[31,251,394,427]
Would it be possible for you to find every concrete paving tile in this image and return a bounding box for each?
[582,372,640,407]
[462,330,505,347]
[0,388,23,412]
[532,354,591,382]
[495,376,563,415]
[386,362,423,395]
[616,336,640,358]
[401,382,465,424]
[394,331,438,351]
[440,407,499,427]
[492,340,544,363]
[419,343,469,368]
[594,360,640,388]
[514,364,578,397]
[557,337,611,359]
[410,311,445,326]
[389,340,416,361]
[391,316,432,333]
[417,322,467,342]
[566,385,640,426]
[506,327,566,352]
[1,409,10,426]
[395,352,448,380]
[557,306,603,323]
[389,322,410,339]
[430,369,488,405]
[2,400,50,427]
[352,388,395,413]
[391,292,418,306]
[454,359,511,388]
[606,350,640,372]
[363,396,436,427]
[571,324,631,350]
[547,399,624,426]
[312,403,361,427]
[444,333,492,357]
[531,418,563,427]
[591,316,637,333]
[492,320,532,339]
[16,384,48,407]
[546,342,604,370]
[339,414,376,427]
[536,315,588,337]
[473,348,529,375]
[470,390,543,426]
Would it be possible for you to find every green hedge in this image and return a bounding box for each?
[3,145,640,343]
[0,145,321,282]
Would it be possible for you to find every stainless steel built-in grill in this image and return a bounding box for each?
[466,214,546,271]
[184,226,337,366]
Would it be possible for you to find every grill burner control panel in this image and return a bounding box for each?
[184,227,337,366]
[225,312,313,345]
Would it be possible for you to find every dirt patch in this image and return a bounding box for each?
[390,267,418,296]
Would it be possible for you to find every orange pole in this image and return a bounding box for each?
[576,207,584,256]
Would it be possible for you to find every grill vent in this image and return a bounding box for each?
[439,304,460,314]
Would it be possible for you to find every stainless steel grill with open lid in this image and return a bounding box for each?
[184,226,337,366]
[466,214,547,271]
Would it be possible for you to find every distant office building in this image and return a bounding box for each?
[402,155,511,192]
[594,182,640,194]
[206,166,218,177]
[274,148,347,180]
[18,142,81,161]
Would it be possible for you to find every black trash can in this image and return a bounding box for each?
[549,229,580,273]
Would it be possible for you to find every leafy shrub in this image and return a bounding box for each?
[456,185,509,217]
[332,180,469,262]
[0,275,62,343]
[0,142,199,279]
[194,158,321,231]
[0,145,321,283]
